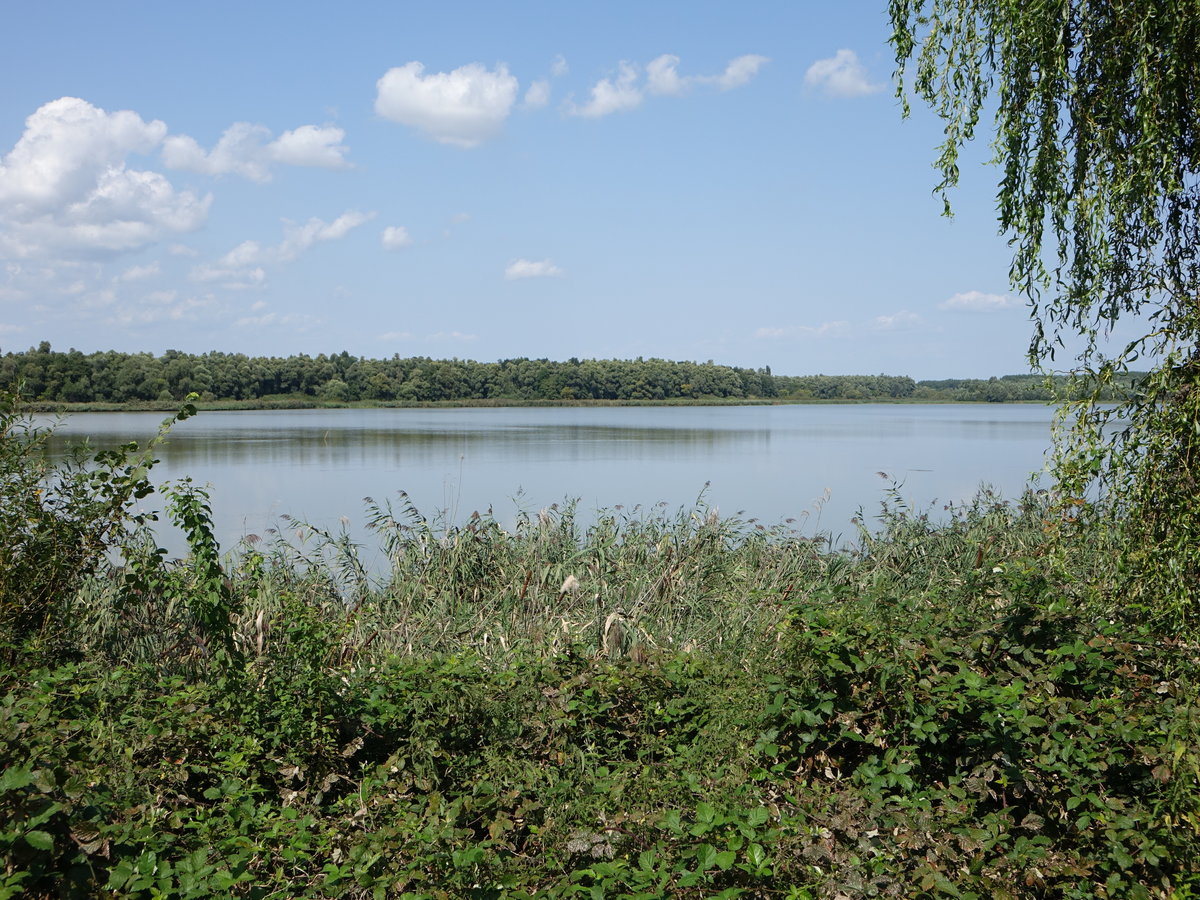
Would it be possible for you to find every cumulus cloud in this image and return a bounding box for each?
[939,290,1020,312]
[551,55,569,77]
[274,210,372,261]
[648,53,769,95]
[163,122,349,181]
[569,62,644,117]
[192,210,372,287]
[709,54,770,90]
[381,225,412,250]
[646,55,687,97]
[504,258,563,280]
[0,97,165,214]
[523,80,551,109]
[570,53,767,117]
[374,62,519,147]
[804,50,884,98]
[268,125,350,168]
[0,97,210,258]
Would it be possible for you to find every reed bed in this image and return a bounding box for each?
[63,482,1070,674]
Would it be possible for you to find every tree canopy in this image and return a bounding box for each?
[890,0,1200,623]
[0,344,1118,405]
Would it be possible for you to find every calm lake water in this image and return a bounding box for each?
[45,404,1056,555]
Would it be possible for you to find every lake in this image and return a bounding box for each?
[44,404,1056,555]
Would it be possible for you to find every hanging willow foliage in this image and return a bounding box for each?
[890,0,1200,627]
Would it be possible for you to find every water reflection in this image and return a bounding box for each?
[41,404,1055,555]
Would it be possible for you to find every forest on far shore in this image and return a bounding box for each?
[0,342,1140,405]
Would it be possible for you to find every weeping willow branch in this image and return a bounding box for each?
[890,0,1200,627]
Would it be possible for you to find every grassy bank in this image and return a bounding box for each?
[2,404,1198,898]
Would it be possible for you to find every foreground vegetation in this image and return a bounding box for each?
[3,400,1198,898]
[0,343,1142,407]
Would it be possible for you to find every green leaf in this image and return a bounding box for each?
[0,766,33,793]
[746,807,769,827]
[24,830,54,852]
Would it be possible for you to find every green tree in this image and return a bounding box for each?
[890,1,1200,625]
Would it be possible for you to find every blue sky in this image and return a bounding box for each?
[0,1,1047,378]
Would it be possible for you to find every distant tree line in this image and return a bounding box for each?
[0,342,1138,405]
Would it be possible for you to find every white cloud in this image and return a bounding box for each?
[569,62,643,117]
[505,258,563,280]
[427,330,478,342]
[163,124,271,181]
[381,225,412,250]
[939,290,1020,312]
[192,210,372,288]
[275,210,372,261]
[709,54,770,90]
[268,124,350,169]
[754,326,788,338]
[0,97,210,258]
[380,330,415,340]
[649,53,769,95]
[114,262,159,282]
[374,61,519,147]
[551,55,569,77]
[0,323,24,334]
[163,122,349,181]
[872,310,921,331]
[571,53,767,117]
[646,55,687,97]
[804,50,884,98]
[755,321,851,339]
[523,80,551,109]
[0,97,165,215]
[110,291,217,325]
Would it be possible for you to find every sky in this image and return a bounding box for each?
[0,1,1054,379]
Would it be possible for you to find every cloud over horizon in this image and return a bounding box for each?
[754,320,851,339]
[193,210,373,288]
[0,97,210,258]
[939,290,1020,312]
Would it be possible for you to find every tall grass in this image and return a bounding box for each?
[60,474,1091,674]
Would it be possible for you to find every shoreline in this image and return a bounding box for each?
[21,395,1053,413]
